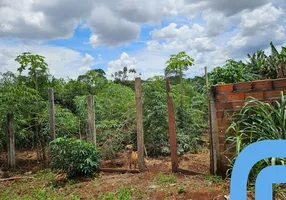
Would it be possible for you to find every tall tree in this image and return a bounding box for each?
[165,51,194,114]
[111,66,137,81]
[15,52,49,92]
[15,52,50,162]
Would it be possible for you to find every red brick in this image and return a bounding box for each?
[219,144,225,152]
[216,111,233,119]
[224,143,236,153]
[273,79,286,89]
[219,128,226,136]
[215,84,233,93]
[245,91,264,100]
[216,94,225,102]
[223,126,236,135]
[216,111,224,119]
[233,82,252,91]
[216,111,234,119]
[219,156,228,166]
[224,111,235,118]
[217,119,231,128]
[252,80,273,90]
[221,152,234,161]
[216,102,233,111]
[264,90,284,99]
[219,135,225,144]
[226,93,245,101]
[232,102,245,110]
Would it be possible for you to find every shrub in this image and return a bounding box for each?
[50,137,100,178]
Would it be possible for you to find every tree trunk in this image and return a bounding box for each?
[180,68,184,110]
[179,68,184,128]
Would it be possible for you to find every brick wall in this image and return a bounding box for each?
[210,78,286,174]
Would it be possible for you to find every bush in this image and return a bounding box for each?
[50,137,100,178]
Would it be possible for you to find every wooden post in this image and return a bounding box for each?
[209,86,220,175]
[48,88,56,141]
[87,95,96,145]
[135,77,145,172]
[7,114,15,169]
[166,78,178,173]
[205,67,214,174]
[47,88,56,166]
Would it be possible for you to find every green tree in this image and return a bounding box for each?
[0,73,45,150]
[111,66,139,90]
[142,76,169,156]
[15,52,49,93]
[209,59,258,85]
[112,66,137,81]
[165,51,194,128]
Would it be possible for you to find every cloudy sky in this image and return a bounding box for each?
[0,0,285,80]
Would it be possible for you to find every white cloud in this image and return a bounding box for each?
[148,23,216,54]
[88,5,140,47]
[202,10,229,36]
[182,0,268,16]
[0,0,179,47]
[0,0,285,81]
[227,3,286,57]
[0,0,94,40]
[240,3,284,36]
[106,52,138,79]
[151,23,180,40]
[0,42,97,79]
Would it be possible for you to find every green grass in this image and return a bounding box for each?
[177,184,187,194]
[99,186,145,200]
[154,172,177,186]
[204,174,222,184]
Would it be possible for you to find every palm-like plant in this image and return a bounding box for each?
[165,52,194,129]
[246,50,267,77]
[248,42,286,79]
[266,42,286,79]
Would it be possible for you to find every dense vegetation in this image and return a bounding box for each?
[0,42,285,177]
[0,51,209,163]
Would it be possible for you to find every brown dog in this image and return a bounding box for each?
[125,144,149,171]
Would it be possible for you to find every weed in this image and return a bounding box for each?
[154,172,177,186]
[69,194,81,200]
[204,174,222,184]
[34,169,55,181]
[99,187,133,200]
[178,184,187,194]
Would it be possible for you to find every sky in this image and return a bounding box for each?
[0,0,285,80]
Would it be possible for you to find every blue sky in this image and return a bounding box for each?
[0,0,285,80]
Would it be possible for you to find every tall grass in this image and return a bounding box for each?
[225,91,286,180]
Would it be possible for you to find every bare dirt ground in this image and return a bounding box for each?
[0,134,255,200]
